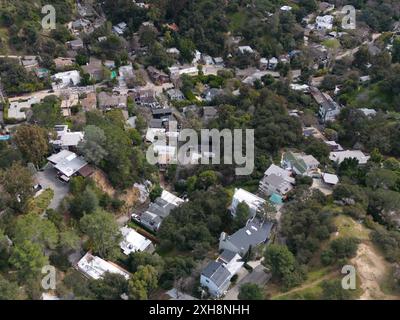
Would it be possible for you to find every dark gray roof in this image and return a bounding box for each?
[202,261,231,287]
[150,119,164,128]
[227,220,273,254]
[218,249,237,264]
[152,108,172,115]
[146,197,177,219]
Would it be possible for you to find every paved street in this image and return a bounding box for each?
[35,163,69,210]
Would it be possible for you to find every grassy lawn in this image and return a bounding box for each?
[26,188,54,215]
[332,215,370,241]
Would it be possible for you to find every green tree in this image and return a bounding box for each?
[234,202,250,229]
[89,272,129,300]
[0,162,34,210]
[31,96,63,128]
[264,244,305,289]
[13,125,49,167]
[128,265,158,300]
[128,251,165,274]
[238,283,264,300]
[13,213,59,250]
[321,280,352,300]
[78,125,108,165]
[150,184,163,202]
[10,240,48,280]
[0,274,19,299]
[197,170,218,190]
[80,209,122,259]
[392,37,400,64]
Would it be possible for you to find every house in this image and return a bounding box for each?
[166,88,185,101]
[165,23,179,32]
[200,250,243,298]
[8,97,40,121]
[310,87,341,123]
[322,173,339,186]
[213,57,224,66]
[280,5,292,11]
[169,65,198,77]
[147,66,170,85]
[82,57,103,81]
[238,46,254,54]
[21,56,39,72]
[202,106,218,123]
[359,108,377,117]
[202,54,214,65]
[202,88,224,102]
[67,38,84,50]
[329,150,370,165]
[81,92,97,111]
[282,151,320,176]
[259,58,269,70]
[97,92,127,110]
[319,2,335,13]
[268,57,278,70]
[325,140,344,152]
[47,150,92,182]
[259,164,295,197]
[219,219,273,257]
[132,190,184,232]
[151,108,173,119]
[315,15,334,30]
[133,89,159,108]
[60,92,79,116]
[50,125,84,151]
[166,47,180,57]
[52,70,81,90]
[77,252,130,280]
[259,174,293,197]
[113,22,128,35]
[119,64,135,81]
[119,226,153,255]
[230,188,266,218]
[54,57,75,70]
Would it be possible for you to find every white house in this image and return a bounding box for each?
[259,164,295,197]
[238,46,254,54]
[50,125,84,150]
[282,151,320,176]
[77,252,130,280]
[230,188,266,218]
[329,150,370,165]
[316,15,334,30]
[119,226,152,255]
[200,250,244,298]
[52,70,81,90]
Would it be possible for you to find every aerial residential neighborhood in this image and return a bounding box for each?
[0,0,400,306]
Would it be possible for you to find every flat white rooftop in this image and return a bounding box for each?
[77,252,130,280]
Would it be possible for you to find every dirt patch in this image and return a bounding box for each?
[118,188,140,214]
[91,170,116,197]
[351,242,398,300]
[91,169,140,216]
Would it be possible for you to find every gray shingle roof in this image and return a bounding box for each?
[202,261,231,288]
[227,220,273,254]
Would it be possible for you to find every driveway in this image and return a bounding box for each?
[35,163,69,210]
[224,265,271,300]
